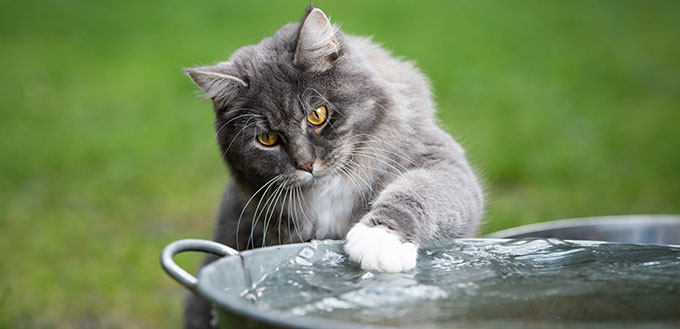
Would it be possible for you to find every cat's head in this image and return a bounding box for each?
[186,7,390,190]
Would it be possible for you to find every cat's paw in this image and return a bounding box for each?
[344,222,418,273]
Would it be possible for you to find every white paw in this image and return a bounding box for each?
[344,223,418,273]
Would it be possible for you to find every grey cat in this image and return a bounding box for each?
[183,6,484,328]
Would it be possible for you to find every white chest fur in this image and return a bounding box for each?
[300,174,359,239]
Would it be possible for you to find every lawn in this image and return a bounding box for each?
[1,0,679,328]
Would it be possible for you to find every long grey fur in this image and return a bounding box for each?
[183,6,484,328]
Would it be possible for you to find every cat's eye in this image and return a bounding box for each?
[307,105,328,126]
[257,131,279,146]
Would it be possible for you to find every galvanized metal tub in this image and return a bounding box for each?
[161,215,680,329]
[487,214,680,244]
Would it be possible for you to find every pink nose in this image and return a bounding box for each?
[298,161,314,173]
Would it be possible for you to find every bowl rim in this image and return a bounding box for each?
[486,214,680,242]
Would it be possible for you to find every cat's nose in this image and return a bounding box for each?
[297,161,314,173]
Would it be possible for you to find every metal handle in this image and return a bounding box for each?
[160,239,239,291]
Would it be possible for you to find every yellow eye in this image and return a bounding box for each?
[256,131,279,146]
[307,105,327,126]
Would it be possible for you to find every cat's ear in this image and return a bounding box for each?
[183,63,247,107]
[294,7,341,72]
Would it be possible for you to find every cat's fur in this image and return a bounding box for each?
[183,6,483,328]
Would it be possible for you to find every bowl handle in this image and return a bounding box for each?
[160,239,239,292]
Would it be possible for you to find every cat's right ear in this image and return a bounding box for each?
[183,63,248,107]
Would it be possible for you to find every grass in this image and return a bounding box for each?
[1,0,679,327]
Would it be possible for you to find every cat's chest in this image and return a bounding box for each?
[302,175,361,240]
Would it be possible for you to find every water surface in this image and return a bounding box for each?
[240,238,680,328]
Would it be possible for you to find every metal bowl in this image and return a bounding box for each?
[161,215,680,329]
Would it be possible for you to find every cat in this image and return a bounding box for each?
[183,6,484,328]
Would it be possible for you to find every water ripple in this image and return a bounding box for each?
[233,238,680,328]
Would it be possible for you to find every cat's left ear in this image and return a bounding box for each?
[294,7,341,72]
[183,63,247,107]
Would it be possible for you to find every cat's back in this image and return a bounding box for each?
[346,34,467,162]
[345,35,434,117]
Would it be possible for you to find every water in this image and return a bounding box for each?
[239,239,680,328]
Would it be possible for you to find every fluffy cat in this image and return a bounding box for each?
[183,6,483,328]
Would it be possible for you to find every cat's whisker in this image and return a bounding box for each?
[219,107,251,119]
[337,146,403,187]
[336,148,371,179]
[350,133,418,165]
[290,187,305,243]
[257,186,281,247]
[215,112,261,140]
[352,133,418,157]
[224,119,258,156]
[345,154,378,187]
[288,185,299,243]
[261,179,288,246]
[211,109,252,141]
[266,179,289,244]
[349,154,370,180]
[360,133,411,157]
[296,185,317,232]
[323,116,341,135]
[226,113,263,147]
[286,184,294,244]
[256,178,283,247]
[349,150,409,178]
[258,183,280,248]
[372,100,388,112]
[349,160,401,179]
[276,184,290,246]
[352,149,412,176]
[297,94,307,114]
[295,186,313,228]
[341,138,392,152]
[342,136,377,146]
[353,146,417,166]
[350,155,408,183]
[348,145,411,171]
[338,161,373,195]
[341,135,416,176]
[213,121,230,143]
[236,175,279,249]
[293,186,304,242]
[247,176,280,249]
[336,164,369,205]
[346,157,378,191]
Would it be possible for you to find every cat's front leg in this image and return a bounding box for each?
[344,166,483,272]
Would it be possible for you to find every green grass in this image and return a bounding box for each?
[1,0,679,327]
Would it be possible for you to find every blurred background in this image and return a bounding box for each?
[1,0,679,327]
